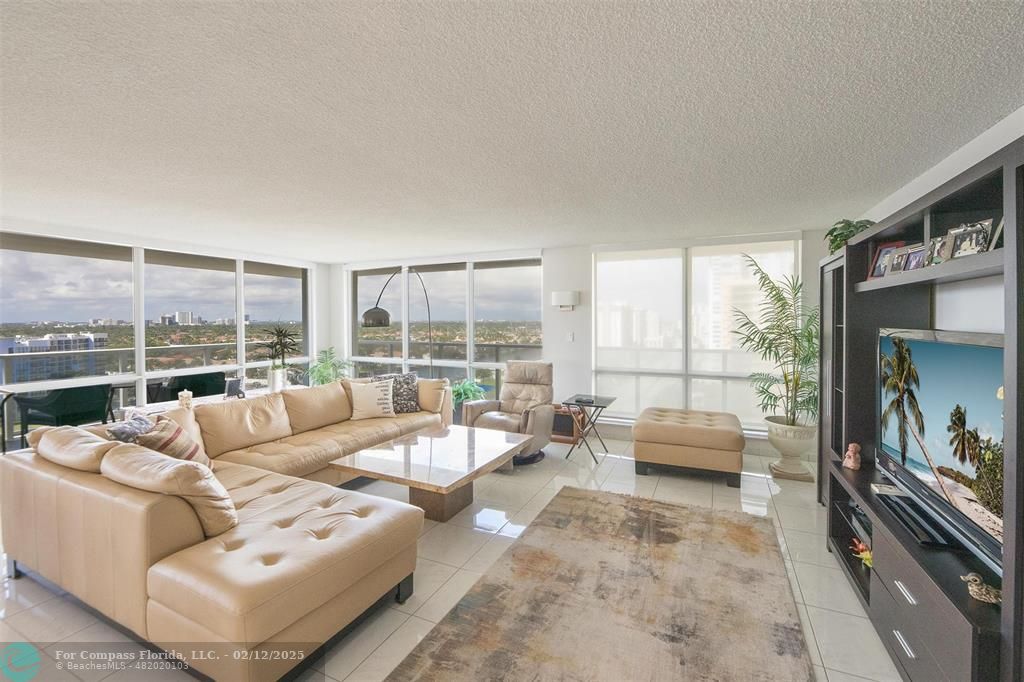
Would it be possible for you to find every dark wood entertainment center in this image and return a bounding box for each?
[818,138,1022,681]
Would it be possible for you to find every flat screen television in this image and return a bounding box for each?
[877,328,1004,570]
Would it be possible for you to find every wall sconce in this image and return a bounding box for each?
[551,290,580,311]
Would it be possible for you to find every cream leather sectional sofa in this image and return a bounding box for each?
[0,377,452,681]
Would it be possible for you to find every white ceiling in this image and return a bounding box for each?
[2,1,1023,263]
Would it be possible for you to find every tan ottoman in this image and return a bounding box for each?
[632,408,746,487]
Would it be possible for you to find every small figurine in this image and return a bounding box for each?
[178,389,193,410]
[961,573,1001,604]
[843,442,862,470]
[850,537,873,568]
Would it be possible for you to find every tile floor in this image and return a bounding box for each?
[0,439,902,682]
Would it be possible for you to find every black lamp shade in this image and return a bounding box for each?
[361,306,391,328]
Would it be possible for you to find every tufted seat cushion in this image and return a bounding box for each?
[146,461,423,645]
[473,411,523,433]
[633,408,745,451]
[215,412,440,478]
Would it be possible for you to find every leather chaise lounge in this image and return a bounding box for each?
[0,377,452,681]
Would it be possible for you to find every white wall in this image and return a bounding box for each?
[541,246,594,400]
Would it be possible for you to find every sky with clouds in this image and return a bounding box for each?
[1,251,303,323]
[1,251,542,324]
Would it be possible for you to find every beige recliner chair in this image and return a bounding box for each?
[463,361,555,465]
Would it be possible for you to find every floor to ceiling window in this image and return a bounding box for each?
[349,258,542,392]
[0,234,136,385]
[594,239,798,428]
[0,232,311,444]
[144,250,238,371]
[352,268,403,363]
[243,261,310,388]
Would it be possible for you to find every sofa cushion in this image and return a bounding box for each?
[282,382,352,433]
[147,462,422,644]
[136,415,212,467]
[214,412,440,478]
[372,372,419,414]
[350,380,395,420]
[473,411,523,433]
[194,394,293,457]
[101,443,237,537]
[417,378,449,413]
[27,426,120,472]
[632,408,745,451]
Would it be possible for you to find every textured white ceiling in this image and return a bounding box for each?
[2,1,1023,263]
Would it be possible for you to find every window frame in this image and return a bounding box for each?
[0,233,314,410]
[346,254,542,383]
[592,235,801,427]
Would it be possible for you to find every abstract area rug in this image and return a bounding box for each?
[388,487,813,682]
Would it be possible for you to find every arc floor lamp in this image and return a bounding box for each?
[360,268,434,378]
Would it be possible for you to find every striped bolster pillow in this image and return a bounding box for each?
[136,415,212,467]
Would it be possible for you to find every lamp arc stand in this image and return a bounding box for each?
[366,269,434,379]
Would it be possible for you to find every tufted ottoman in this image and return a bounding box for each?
[632,408,745,487]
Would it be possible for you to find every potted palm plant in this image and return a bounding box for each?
[307,346,352,385]
[257,325,301,392]
[733,256,819,481]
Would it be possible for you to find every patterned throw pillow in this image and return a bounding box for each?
[350,380,396,420]
[372,372,420,414]
[106,414,155,442]
[136,415,212,467]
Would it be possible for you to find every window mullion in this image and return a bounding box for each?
[133,247,147,405]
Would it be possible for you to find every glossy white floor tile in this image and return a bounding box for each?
[344,615,436,682]
[793,562,866,616]
[0,443,903,682]
[806,606,902,682]
[412,569,484,623]
[390,558,457,616]
[317,607,409,681]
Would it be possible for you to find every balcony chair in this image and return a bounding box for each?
[462,360,555,465]
[8,384,113,450]
[150,371,227,403]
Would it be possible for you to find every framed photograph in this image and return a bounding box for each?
[887,247,911,274]
[926,235,953,265]
[225,377,245,399]
[884,243,922,276]
[903,245,928,271]
[868,241,905,279]
[952,223,990,258]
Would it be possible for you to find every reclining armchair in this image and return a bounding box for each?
[463,361,554,465]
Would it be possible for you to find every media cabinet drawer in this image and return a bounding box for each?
[872,532,973,680]
[870,572,947,681]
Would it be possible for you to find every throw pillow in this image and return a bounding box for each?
[372,372,420,413]
[106,414,155,442]
[350,379,395,420]
[101,443,237,537]
[136,415,212,467]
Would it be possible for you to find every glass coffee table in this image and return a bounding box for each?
[329,425,531,521]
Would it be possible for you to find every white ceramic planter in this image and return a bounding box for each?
[268,368,288,393]
[765,415,816,482]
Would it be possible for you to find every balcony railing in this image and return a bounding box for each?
[354,340,542,363]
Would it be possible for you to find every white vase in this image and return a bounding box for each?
[268,368,288,393]
[765,415,816,482]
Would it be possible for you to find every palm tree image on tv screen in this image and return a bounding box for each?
[879,335,1004,542]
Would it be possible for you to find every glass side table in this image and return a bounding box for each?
[561,394,616,464]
